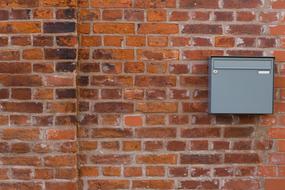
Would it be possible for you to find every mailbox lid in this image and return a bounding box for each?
[213,59,272,70]
[209,56,274,114]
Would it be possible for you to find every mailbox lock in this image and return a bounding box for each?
[213,70,218,74]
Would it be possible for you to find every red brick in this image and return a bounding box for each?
[138,23,179,34]
[47,129,76,140]
[147,9,166,21]
[133,180,174,189]
[183,24,222,34]
[272,0,285,9]
[180,0,219,8]
[44,155,76,167]
[124,167,142,177]
[224,0,262,8]
[0,156,40,166]
[94,23,134,34]
[183,50,223,60]
[215,36,235,47]
[138,49,179,60]
[136,127,176,138]
[170,11,189,21]
[91,128,132,138]
[91,155,131,164]
[0,0,39,7]
[124,10,144,21]
[225,153,260,163]
[136,102,178,113]
[169,167,188,177]
[91,0,132,8]
[167,141,186,151]
[0,22,41,33]
[123,141,141,151]
[146,166,165,176]
[181,154,222,164]
[134,0,176,8]
[228,25,262,35]
[181,128,220,138]
[237,11,256,21]
[180,180,219,189]
[223,179,260,190]
[45,182,77,190]
[224,127,254,138]
[125,115,143,127]
[103,166,121,176]
[269,153,285,164]
[42,0,76,7]
[89,180,129,189]
[274,51,285,61]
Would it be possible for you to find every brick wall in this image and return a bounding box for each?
[0,0,285,189]
[0,0,78,189]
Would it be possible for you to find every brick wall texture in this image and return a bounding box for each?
[0,0,285,189]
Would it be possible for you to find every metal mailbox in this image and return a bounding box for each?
[209,56,274,114]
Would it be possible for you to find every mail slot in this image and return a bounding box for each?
[209,56,274,114]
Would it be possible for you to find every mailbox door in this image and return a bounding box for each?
[209,57,274,114]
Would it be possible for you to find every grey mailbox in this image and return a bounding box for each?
[209,56,274,114]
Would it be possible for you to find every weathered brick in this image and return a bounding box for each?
[180,180,219,189]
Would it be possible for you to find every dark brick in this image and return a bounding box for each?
[10,9,31,19]
[44,22,76,33]
[225,153,260,163]
[45,48,76,60]
[56,89,76,99]
[56,9,76,19]
[182,24,222,34]
[0,10,9,20]
[56,62,76,72]
[94,102,134,113]
[224,127,254,138]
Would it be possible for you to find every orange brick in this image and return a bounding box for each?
[0,22,41,33]
[125,115,143,127]
[94,23,135,34]
[123,141,141,151]
[47,129,76,140]
[138,23,179,34]
[33,8,53,19]
[103,167,121,176]
[215,36,235,47]
[147,9,167,21]
[23,48,44,60]
[265,179,285,190]
[42,0,77,7]
[270,25,285,35]
[91,0,132,8]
